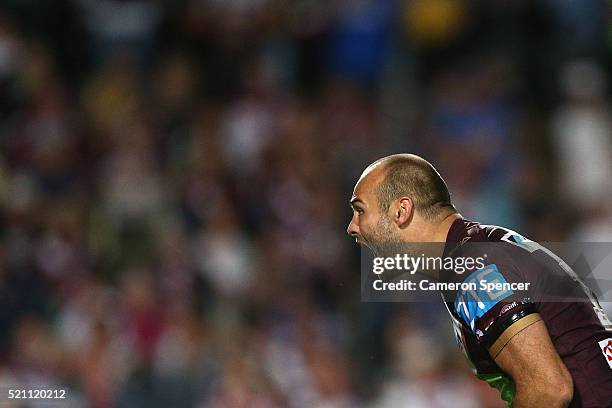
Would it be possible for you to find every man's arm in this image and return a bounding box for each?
[491,316,574,408]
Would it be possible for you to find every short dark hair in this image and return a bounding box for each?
[373,154,454,220]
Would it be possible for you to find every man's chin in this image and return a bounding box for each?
[358,240,384,257]
[356,238,372,251]
[363,241,409,258]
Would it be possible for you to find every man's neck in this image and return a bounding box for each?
[410,211,462,243]
[430,212,463,243]
[424,212,462,281]
[394,212,462,281]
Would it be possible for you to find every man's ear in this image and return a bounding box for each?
[395,197,413,227]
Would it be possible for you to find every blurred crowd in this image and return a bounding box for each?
[1,0,612,407]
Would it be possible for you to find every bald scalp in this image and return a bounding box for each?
[370,154,455,220]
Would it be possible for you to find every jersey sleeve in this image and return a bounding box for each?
[452,252,543,358]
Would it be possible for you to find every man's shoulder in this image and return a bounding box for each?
[448,218,533,245]
[463,220,530,243]
[449,220,540,261]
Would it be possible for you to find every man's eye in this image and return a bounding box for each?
[356,208,364,215]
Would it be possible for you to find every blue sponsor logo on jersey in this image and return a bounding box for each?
[454,264,513,335]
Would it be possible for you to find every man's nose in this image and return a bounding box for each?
[347,218,359,237]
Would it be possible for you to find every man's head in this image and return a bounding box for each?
[347,154,456,253]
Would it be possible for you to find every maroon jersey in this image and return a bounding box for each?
[441,219,612,407]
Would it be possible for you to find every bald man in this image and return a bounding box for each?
[347,154,612,408]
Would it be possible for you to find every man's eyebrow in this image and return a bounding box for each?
[349,197,364,207]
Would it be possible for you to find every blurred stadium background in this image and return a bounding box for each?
[1,0,612,407]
